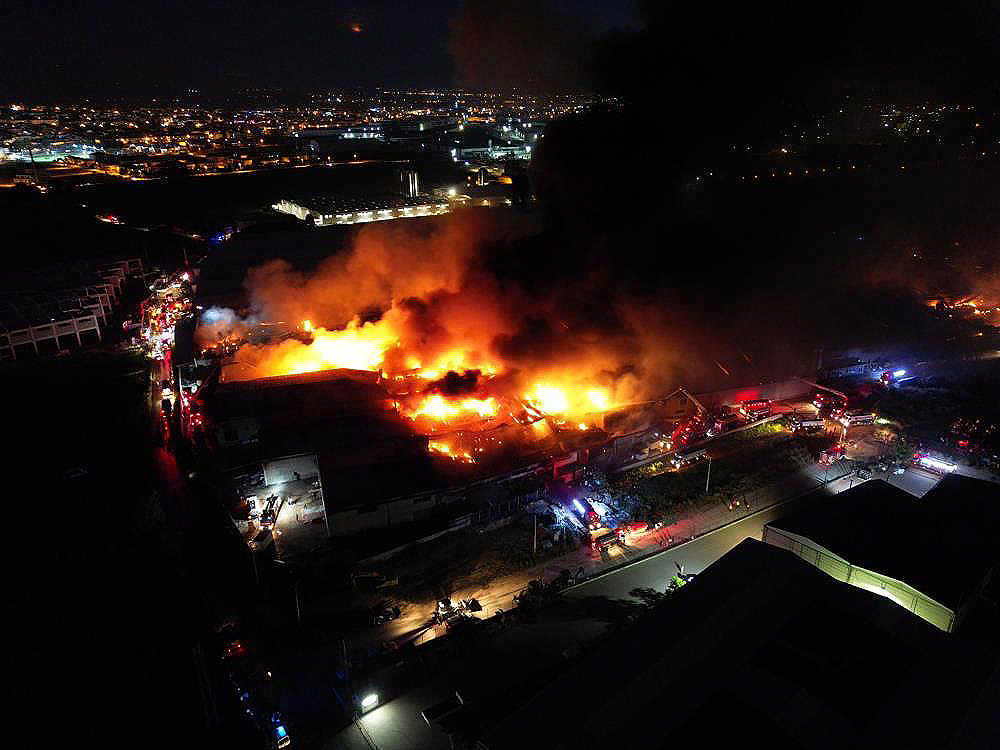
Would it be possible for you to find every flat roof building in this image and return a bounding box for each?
[0,257,143,359]
[273,194,449,226]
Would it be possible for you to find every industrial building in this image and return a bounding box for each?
[272,194,450,226]
[763,475,999,632]
[0,257,143,359]
[198,368,484,543]
[194,364,706,546]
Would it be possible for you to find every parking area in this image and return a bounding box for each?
[232,455,331,558]
[270,479,330,557]
[883,467,943,497]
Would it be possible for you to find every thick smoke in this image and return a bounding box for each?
[242,213,508,326]
[196,306,258,349]
[428,369,484,397]
[200,209,713,407]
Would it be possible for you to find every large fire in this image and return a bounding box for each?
[197,214,666,464]
[210,314,625,462]
[409,393,499,421]
[295,320,396,372]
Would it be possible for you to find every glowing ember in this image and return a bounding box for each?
[301,319,313,333]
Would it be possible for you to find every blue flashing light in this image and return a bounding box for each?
[275,725,287,739]
[573,499,585,514]
[893,369,906,378]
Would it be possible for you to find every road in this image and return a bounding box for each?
[566,481,839,601]
[326,469,868,750]
[344,456,864,660]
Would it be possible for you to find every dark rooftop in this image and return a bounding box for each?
[478,539,998,750]
[765,476,999,610]
[201,369,534,507]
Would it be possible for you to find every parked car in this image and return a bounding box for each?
[372,604,402,626]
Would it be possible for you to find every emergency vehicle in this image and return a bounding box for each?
[837,412,876,427]
[813,392,847,412]
[708,413,743,437]
[789,414,826,432]
[739,399,772,420]
[590,528,625,552]
[571,498,602,531]
[670,447,708,469]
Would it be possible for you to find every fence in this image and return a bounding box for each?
[762,525,954,632]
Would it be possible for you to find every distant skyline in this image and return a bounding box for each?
[1,0,637,100]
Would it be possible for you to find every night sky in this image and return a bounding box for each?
[5,1,996,101]
[1,0,636,98]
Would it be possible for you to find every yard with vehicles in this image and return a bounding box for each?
[610,422,834,525]
[874,374,1000,473]
[285,419,852,663]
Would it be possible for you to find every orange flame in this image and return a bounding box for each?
[407,393,498,422]
[428,440,475,463]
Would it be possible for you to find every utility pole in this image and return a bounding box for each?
[294,579,301,628]
[249,542,259,587]
[532,513,537,555]
[705,457,712,493]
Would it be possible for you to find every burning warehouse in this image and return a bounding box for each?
[199,367,475,542]
[195,359,701,548]
[190,212,720,544]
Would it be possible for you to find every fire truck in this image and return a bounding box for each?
[912,453,957,475]
[837,412,876,427]
[813,392,847,414]
[708,412,743,437]
[591,527,626,552]
[818,444,846,466]
[789,414,826,433]
[739,399,772,420]
[571,498,602,531]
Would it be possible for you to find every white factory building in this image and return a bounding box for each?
[273,194,450,226]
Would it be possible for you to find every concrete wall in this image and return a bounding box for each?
[263,453,320,484]
[215,417,260,447]
[694,378,810,411]
[326,493,434,535]
[763,525,955,632]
